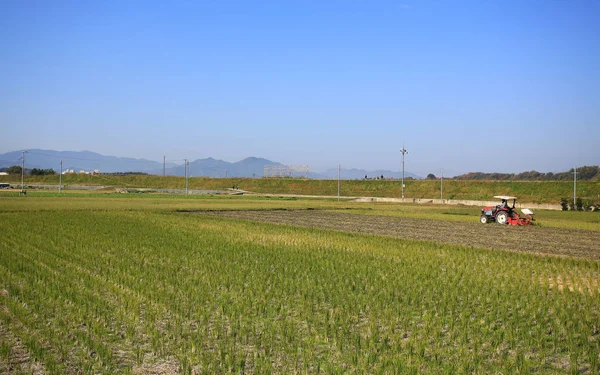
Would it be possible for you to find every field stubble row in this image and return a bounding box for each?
[199,210,600,260]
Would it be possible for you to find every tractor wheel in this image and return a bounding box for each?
[496,211,509,225]
[480,215,489,224]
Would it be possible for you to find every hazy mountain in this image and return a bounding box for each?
[0,149,175,173]
[169,157,283,178]
[0,149,421,179]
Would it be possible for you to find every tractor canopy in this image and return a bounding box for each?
[493,195,517,201]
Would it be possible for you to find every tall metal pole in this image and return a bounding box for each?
[574,165,577,210]
[185,159,189,196]
[440,168,443,201]
[21,151,25,191]
[400,145,408,200]
[163,155,166,177]
[59,160,63,193]
[338,163,341,202]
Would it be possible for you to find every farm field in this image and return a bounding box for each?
[1,194,599,374]
[1,190,599,230]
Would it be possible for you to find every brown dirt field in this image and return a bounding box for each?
[198,210,600,260]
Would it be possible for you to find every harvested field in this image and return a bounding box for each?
[200,210,600,260]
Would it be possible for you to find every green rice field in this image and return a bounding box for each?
[1,194,599,374]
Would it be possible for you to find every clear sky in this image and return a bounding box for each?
[1,0,598,176]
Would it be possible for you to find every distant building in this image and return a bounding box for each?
[74,169,100,175]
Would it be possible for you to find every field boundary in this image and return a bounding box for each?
[0,182,563,210]
[250,193,563,210]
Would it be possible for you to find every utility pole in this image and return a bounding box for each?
[440,168,444,201]
[184,159,189,196]
[163,155,166,177]
[338,163,341,202]
[20,151,27,194]
[574,166,577,210]
[59,160,63,193]
[400,145,408,200]
[225,170,228,178]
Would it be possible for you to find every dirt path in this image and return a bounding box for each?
[199,210,600,260]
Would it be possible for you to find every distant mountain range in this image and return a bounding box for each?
[0,150,176,174]
[0,149,421,179]
[173,157,284,178]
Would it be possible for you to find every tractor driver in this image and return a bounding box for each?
[499,199,516,217]
[499,199,508,209]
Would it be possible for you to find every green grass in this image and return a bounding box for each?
[1,195,599,374]
[2,174,599,204]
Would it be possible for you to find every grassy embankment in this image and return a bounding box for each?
[2,174,600,204]
[1,195,599,374]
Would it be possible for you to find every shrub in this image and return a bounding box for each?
[560,198,569,211]
[31,168,56,176]
[576,197,584,211]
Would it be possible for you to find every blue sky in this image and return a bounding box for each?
[1,0,598,176]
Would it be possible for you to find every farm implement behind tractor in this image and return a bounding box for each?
[480,196,535,226]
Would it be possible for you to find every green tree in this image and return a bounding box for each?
[31,168,56,176]
[6,165,22,175]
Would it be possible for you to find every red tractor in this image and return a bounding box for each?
[480,196,535,226]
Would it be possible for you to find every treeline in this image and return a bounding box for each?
[31,168,56,176]
[560,197,599,211]
[0,166,56,175]
[454,166,599,181]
